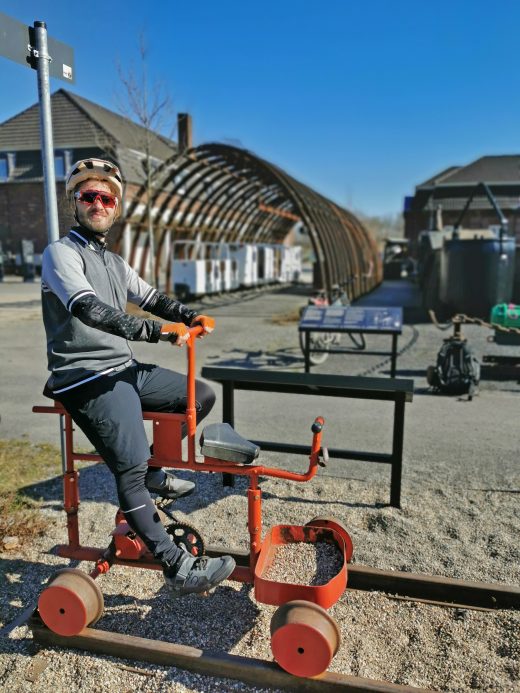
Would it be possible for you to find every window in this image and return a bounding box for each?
[0,152,15,180]
[54,152,65,178]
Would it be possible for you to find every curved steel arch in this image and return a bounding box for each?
[116,142,382,297]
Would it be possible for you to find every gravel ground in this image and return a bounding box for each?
[0,280,519,692]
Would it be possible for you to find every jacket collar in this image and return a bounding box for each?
[69,225,107,249]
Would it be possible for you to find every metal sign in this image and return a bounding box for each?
[299,306,403,333]
[20,239,35,264]
[0,14,74,243]
[0,12,75,83]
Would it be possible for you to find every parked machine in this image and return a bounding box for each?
[383,238,414,280]
[171,241,301,299]
[289,245,303,282]
[171,241,219,300]
[418,183,516,320]
[212,242,240,291]
[172,241,203,300]
[33,325,352,678]
[277,245,302,283]
[257,244,275,285]
[228,243,258,288]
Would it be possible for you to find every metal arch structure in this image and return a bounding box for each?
[114,143,382,298]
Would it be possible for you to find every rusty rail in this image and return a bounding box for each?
[205,547,520,611]
[28,615,431,693]
[26,558,518,691]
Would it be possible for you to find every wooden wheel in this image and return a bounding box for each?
[270,600,341,677]
[305,516,354,562]
[38,568,104,636]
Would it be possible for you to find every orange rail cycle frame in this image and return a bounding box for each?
[33,325,352,667]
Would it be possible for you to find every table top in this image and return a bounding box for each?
[299,305,403,334]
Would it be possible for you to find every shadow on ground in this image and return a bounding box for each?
[206,346,303,370]
[19,460,385,512]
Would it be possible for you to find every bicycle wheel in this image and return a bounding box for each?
[299,331,330,364]
[347,332,366,350]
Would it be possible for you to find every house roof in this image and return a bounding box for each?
[0,89,177,184]
[0,89,103,151]
[417,166,462,188]
[63,90,177,161]
[417,155,520,189]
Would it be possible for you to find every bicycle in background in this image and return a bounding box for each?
[299,283,366,364]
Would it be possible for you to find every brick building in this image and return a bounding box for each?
[404,156,520,247]
[0,88,176,259]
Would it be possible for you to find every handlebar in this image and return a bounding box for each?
[188,324,205,339]
[184,323,325,479]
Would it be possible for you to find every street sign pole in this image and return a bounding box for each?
[33,21,59,244]
[1,12,75,471]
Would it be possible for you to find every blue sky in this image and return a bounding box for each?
[0,1,518,216]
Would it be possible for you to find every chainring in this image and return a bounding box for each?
[166,521,205,557]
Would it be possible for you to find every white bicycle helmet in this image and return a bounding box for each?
[66,158,123,204]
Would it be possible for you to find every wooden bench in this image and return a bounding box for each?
[201,367,414,508]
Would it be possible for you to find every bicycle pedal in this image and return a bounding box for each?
[155,498,178,520]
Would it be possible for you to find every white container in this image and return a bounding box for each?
[171,242,207,299]
[257,244,275,284]
[229,243,258,287]
[290,245,302,281]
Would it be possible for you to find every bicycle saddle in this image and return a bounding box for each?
[200,423,260,465]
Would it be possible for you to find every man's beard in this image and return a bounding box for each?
[77,213,112,235]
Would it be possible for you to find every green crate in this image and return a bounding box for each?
[490,303,520,328]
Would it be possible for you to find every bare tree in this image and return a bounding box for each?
[354,209,405,249]
[115,34,176,284]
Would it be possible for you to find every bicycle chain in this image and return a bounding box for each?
[155,498,205,557]
[456,314,520,335]
[429,310,520,335]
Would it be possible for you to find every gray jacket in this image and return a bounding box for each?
[42,229,162,393]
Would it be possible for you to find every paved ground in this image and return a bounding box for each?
[0,275,519,493]
[1,276,519,692]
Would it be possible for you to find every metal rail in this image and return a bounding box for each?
[204,547,520,611]
[26,552,518,690]
[28,615,431,693]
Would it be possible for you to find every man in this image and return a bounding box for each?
[41,158,235,597]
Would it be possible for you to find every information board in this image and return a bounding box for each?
[299,305,403,333]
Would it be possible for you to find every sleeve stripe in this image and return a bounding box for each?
[139,287,157,309]
[67,289,96,312]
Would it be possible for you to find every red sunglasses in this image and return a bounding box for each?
[74,189,118,208]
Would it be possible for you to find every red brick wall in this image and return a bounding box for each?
[0,181,74,254]
[0,182,126,258]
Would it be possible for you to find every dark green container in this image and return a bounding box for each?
[440,235,516,318]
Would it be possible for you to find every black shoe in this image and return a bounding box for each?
[163,552,236,598]
[146,470,195,500]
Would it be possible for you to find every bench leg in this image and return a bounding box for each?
[390,396,405,508]
[222,382,235,488]
[390,334,398,378]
